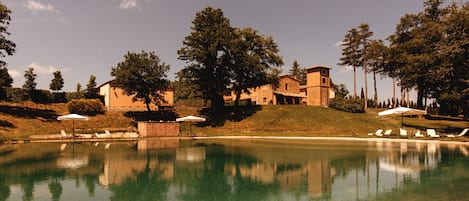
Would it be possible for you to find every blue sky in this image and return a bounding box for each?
[3,0,425,102]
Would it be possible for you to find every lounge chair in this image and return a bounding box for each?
[414,130,424,137]
[384,129,393,136]
[368,129,383,136]
[427,129,440,138]
[60,130,69,138]
[447,128,469,138]
[105,130,112,136]
[399,128,407,137]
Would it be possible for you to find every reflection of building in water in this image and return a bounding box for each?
[176,147,206,162]
[137,139,179,151]
[225,161,333,198]
[98,152,174,187]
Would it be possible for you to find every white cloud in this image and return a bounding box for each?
[334,41,345,48]
[24,0,57,12]
[8,69,21,79]
[119,0,138,10]
[26,62,69,75]
[338,65,354,74]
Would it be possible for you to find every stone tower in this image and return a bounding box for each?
[305,65,331,106]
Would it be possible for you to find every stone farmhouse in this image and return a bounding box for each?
[225,65,334,107]
[98,81,174,111]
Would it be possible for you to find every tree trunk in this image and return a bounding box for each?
[392,78,396,108]
[364,65,368,110]
[373,71,378,107]
[145,99,151,112]
[417,87,424,109]
[234,90,241,107]
[353,66,357,98]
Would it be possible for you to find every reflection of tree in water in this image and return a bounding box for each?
[48,179,62,201]
[83,174,96,197]
[0,175,10,201]
[109,155,170,201]
[21,178,34,201]
[174,149,276,201]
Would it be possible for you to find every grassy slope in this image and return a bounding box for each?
[1,103,468,140]
[196,105,393,136]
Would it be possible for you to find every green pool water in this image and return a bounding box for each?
[0,139,468,201]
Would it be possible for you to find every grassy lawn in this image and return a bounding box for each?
[0,102,468,140]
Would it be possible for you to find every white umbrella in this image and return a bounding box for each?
[176,115,206,135]
[378,107,426,127]
[57,114,89,137]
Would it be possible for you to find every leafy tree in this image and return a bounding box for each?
[49,70,64,92]
[0,3,15,67]
[22,67,37,100]
[178,7,283,109]
[388,0,448,108]
[331,82,349,98]
[178,7,236,109]
[111,51,170,111]
[0,67,12,87]
[0,67,12,100]
[84,75,98,99]
[289,60,306,85]
[230,27,283,106]
[339,28,360,97]
[76,83,82,92]
[172,74,201,101]
[433,2,469,117]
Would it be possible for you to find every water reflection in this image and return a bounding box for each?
[0,139,468,201]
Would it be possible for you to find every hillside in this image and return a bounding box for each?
[0,102,468,140]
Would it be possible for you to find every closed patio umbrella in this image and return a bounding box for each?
[378,107,426,127]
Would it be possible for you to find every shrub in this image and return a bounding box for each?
[67,99,105,116]
[329,97,365,113]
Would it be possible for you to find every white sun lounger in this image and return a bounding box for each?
[427,129,440,138]
[400,128,407,137]
[384,129,393,136]
[368,129,383,136]
[447,128,469,138]
[414,130,424,137]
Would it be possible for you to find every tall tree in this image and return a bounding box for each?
[339,28,360,98]
[230,27,283,106]
[366,39,388,107]
[289,60,306,85]
[388,0,447,108]
[433,2,469,117]
[22,67,37,100]
[178,7,236,109]
[111,51,170,111]
[0,2,16,67]
[357,23,373,109]
[84,75,98,99]
[49,70,64,93]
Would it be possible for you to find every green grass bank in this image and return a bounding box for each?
[0,102,468,140]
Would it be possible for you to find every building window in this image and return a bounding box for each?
[321,69,327,75]
[263,97,267,103]
[322,77,326,84]
[285,83,288,90]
